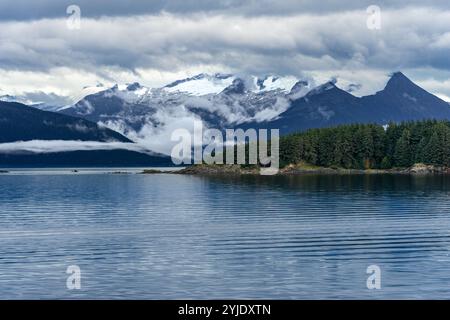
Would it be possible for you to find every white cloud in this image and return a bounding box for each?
[0,140,155,154]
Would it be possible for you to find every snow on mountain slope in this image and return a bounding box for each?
[64,84,109,108]
[163,73,235,96]
[162,73,301,96]
[55,73,311,155]
[254,76,299,93]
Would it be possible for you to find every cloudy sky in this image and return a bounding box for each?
[1,0,450,101]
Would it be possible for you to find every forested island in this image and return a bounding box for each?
[142,119,450,175]
[280,119,450,169]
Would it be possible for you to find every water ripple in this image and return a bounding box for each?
[1,173,450,299]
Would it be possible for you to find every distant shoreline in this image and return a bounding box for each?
[2,164,446,176]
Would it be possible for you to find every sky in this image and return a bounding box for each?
[1,0,450,101]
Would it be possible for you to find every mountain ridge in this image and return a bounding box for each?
[242,71,450,134]
[0,100,173,166]
[0,100,131,143]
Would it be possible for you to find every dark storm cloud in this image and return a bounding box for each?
[0,1,450,99]
[0,0,449,20]
[1,7,449,74]
[0,0,234,20]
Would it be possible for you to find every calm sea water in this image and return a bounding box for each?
[1,169,450,299]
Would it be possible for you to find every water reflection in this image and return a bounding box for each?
[0,173,450,299]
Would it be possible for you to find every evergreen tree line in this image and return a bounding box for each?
[279,120,450,169]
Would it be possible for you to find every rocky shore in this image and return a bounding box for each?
[403,163,450,174]
[279,163,450,175]
[141,163,450,176]
[141,165,259,175]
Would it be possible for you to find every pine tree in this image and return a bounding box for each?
[414,137,428,164]
[333,129,354,168]
[394,129,412,167]
[424,130,443,165]
[380,156,392,169]
[361,126,374,169]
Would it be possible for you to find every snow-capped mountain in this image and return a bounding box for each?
[21,71,450,155]
[242,72,450,135]
[54,73,313,154]
[60,73,311,125]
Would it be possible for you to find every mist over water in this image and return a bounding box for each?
[1,172,450,299]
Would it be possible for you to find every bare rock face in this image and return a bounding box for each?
[407,163,446,174]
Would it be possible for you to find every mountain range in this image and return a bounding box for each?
[1,71,450,165]
[58,74,309,135]
[57,71,450,142]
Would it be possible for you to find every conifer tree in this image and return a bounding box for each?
[394,129,412,167]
